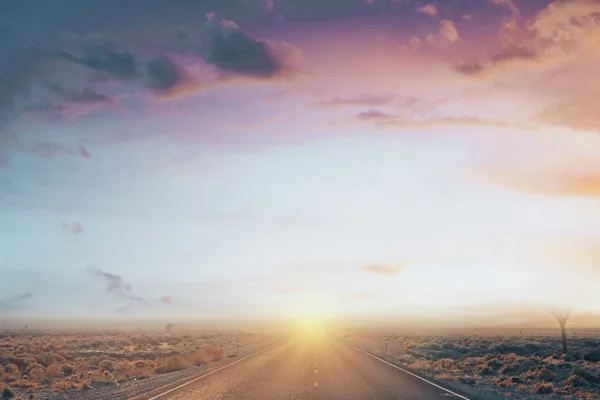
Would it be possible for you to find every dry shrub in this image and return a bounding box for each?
[535,367,555,381]
[205,345,225,361]
[114,361,135,382]
[566,374,586,387]
[435,373,455,382]
[61,364,75,376]
[52,380,82,392]
[154,356,191,373]
[4,364,19,377]
[532,382,554,394]
[45,364,63,380]
[496,378,515,388]
[10,379,39,390]
[28,367,44,381]
[99,360,115,372]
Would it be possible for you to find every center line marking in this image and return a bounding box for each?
[314,382,319,387]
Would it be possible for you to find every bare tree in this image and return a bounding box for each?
[165,322,175,334]
[551,309,571,354]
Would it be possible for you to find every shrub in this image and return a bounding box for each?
[496,378,515,388]
[1,387,15,398]
[205,346,225,362]
[187,350,210,366]
[4,364,18,376]
[52,380,82,392]
[474,364,491,376]
[458,376,476,385]
[28,367,44,381]
[583,349,600,362]
[45,364,62,380]
[533,382,553,394]
[435,373,454,381]
[566,374,585,387]
[133,360,151,370]
[535,367,555,381]
[154,356,191,373]
[11,379,39,390]
[99,360,115,372]
[61,364,75,376]
[517,358,536,373]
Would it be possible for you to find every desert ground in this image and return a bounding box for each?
[344,330,600,399]
[0,330,278,400]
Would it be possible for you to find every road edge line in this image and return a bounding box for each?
[345,344,471,400]
[144,343,279,400]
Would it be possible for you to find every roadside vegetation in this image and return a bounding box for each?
[346,332,600,399]
[0,331,270,398]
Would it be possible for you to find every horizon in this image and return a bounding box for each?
[2,0,600,332]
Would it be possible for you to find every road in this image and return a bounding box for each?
[150,337,466,400]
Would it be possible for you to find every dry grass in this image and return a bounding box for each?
[0,331,271,397]
[346,332,600,399]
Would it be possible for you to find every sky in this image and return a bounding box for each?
[2,0,600,330]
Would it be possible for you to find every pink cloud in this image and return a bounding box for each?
[61,221,84,235]
[79,145,92,158]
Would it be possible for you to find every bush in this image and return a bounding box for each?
[61,364,75,376]
[435,373,454,381]
[474,364,491,376]
[566,374,585,387]
[4,364,18,376]
[99,360,115,372]
[583,349,600,362]
[1,387,15,398]
[535,367,555,381]
[154,356,191,373]
[45,364,62,380]
[205,346,225,362]
[28,367,44,380]
[533,382,553,394]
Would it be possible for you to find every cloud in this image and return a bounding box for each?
[454,44,539,76]
[46,84,113,105]
[439,20,460,42]
[362,264,405,276]
[0,292,33,311]
[408,36,421,50]
[416,4,438,16]
[477,167,600,197]
[198,14,301,78]
[355,112,518,131]
[319,94,394,107]
[490,0,520,18]
[54,46,138,82]
[445,0,600,133]
[145,55,186,91]
[357,110,394,120]
[61,221,84,235]
[88,266,149,306]
[423,20,460,45]
[160,296,173,305]
[79,145,92,158]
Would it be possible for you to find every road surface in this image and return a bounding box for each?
[150,337,465,400]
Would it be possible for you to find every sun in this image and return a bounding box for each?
[288,295,334,337]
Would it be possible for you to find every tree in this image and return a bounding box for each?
[551,308,571,354]
[165,322,175,334]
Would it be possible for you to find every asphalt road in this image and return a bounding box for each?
[152,337,465,400]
